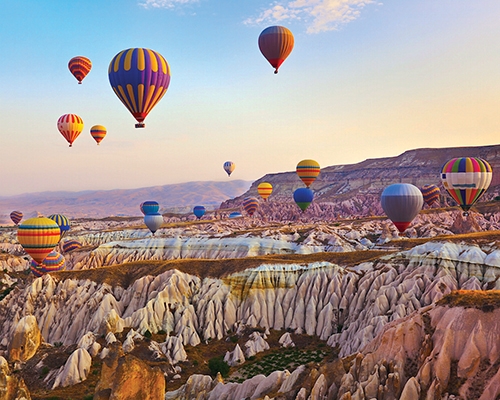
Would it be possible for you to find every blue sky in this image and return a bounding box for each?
[1,0,499,195]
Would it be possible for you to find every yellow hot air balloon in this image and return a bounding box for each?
[17,216,61,264]
[296,159,320,188]
[90,125,107,145]
[257,182,273,201]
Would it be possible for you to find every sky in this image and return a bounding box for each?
[1,0,500,196]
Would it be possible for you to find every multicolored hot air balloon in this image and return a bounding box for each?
[243,197,259,216]
[90,125,107,145]
[140,201,160,215]
[10,211,23,225]
[381,183,424,233]
[257,182,273,201]
[17,216,61,263]
[293,188,314,212]
[223,161,235,177]
[30,250,66,277]
[62,239,82,253]
[258,26,294,74]
[441,157,493,215]
[144,213,163,235]
[68,56,92,84]
[48,214,70,240]
[229,212,243,219]
[108,48,171,128]
[57,114,84,147]
[296,159,320,188]
[420,184,440,207]
[193,206,206,220]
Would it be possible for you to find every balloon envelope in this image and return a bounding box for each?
[58,114,84,147]
[48,214,70,239]
[90,125,107,145]
[381,183,424,233]
[296,160,320,188]
[30,250,66,276]
[293,188,314,212]
[144,213,163,234]
[68,56,92,84]
[108,48,171,128]
[193,206,206,219]
[141,201,160,215]
[441,157,492,213]
[17,216,61,263]
[10,211,23,225]
[420,184,440,207]
[229,212,242,219]
[62,239,82,253]
[257,182,273,201]
[223,161,235,177]
[243,197,259,216]
[258,26,294,74]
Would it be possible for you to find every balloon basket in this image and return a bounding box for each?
[135,123,145,128]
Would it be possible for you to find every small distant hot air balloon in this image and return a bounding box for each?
[30,250,66,277]
[108,48,171,128]
[293,188,314,212]
[17,216,61,263]
[141,201,160,215]
[224,161,235,177]
[90,125,107,145]
[296,160,320,188]
[441,157,493,216]
[144,213,164,235]
[258,26,294,74]
[229,212,243,219]
[420,184,440,207]
[381,183,424,233]
[62,239,82,253]
[68,56,92,84]
[58,114,84,147]
[257,182,273,201]
[243,197,259,216]
[193,206,206,220]
[48,214,70,240]
[10,211,23,225]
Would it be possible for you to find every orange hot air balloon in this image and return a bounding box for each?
[257,182,273,201]
[258,26,294,74]
[90,125,107,145]
[17,216,61,264]
[68,56,92,84]
[296,159,320,188]
[58,114,84,147]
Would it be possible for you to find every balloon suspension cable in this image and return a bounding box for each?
[135,123,146,128]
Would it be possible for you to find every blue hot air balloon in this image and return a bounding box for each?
[193,206,206,219]
[141,201,160,215]
[293,188,314,212]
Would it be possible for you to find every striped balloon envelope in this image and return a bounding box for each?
[223,161,235,177]
[420,184,440,207]
[257,182,273,201]
[10,211,23,225]
[57,114,84,147]
[62,239,82,253]
[48,214,70,239]
[90,125,107,145]
[381,183,424,233]
[243,197,259,216]
[441,157,493,214]
[293,188,314,212]
[68,56,92,84]
[17,216,61,263]
[140,201,160,215]
[30,250,66,277]
[296,159,320,188]
[108,48,171,128]
[258,26,294,74]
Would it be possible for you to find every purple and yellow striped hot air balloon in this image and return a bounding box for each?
[58,114,84,147]
[68,56,92,84]
[108,48,171,128]
[223,161,235,177]
[420,184,440,207]
[441,157,493,215]
[258,26,294,74]
[30,250,66,277]
[10,211,23,225]
[90,125,107,145]
[296,159,320,188]
[62,239,82,253]
[257,182,273,201]
[243,197,259,217]
[17,216,61,264]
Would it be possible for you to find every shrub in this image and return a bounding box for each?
[208,356,230,378]
[144,330,152,338]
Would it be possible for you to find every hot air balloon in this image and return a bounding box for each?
[381,183,424,233]
[30,250,66,277]
[62,239,82,253]
[90,125,107,145]
[420,184,440,207]
[293,188,314,212]
[229,212,243,219]
[140,201,160,215]
[144,213,163,235]
[193,206,206,220]
[441,157,493,215]
[243,197,259,216]
[10,211,23,225]
[257,182,273,201]
[58,114,84,147]
[223,161,235,177]
[17,216,61,263]
[258,26,294,74]
[68,56,92,84]
[48,214,70,240]
[108,48,171,128]
[296,159,320,188]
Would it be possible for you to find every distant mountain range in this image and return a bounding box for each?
[0,180,253,221]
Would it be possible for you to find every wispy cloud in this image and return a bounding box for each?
[245,0,376,33]
[139,0,199,9]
